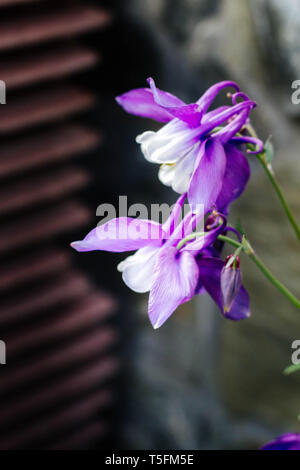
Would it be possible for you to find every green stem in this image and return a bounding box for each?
[258,155,300,242]
[246,124,300,242]
[218,235,300,311]
[176,231,205,250]
[248,252,300,310]
[217,234,241,249]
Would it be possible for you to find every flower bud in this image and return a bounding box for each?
[221,255,242,312]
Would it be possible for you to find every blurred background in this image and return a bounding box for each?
[0,0,300,450]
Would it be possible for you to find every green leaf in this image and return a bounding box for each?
[283,363,300,375]
[264,136,274,164]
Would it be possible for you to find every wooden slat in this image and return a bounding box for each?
[8,292,117,356]
[0,247,71,292]
[0,124,100,179]
[0,270,92,325]
[0,85,96,133]
[0,357,118,426]
[0,44,99,89]
[0,200,91,253]
[0,390,113,449]
[0,0,116,450]
[0,166,90,215]
[0,0,42,6]
[48,420,106,450]
[0,5,112,51]
[0,328,117,394]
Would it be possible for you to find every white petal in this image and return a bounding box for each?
[158,164,176,187]
[172,143,200,194]
[117,255,135,272]
[158,143,200,194]
[117,245,160,293]
[136,119,201,164]
[136,131,155,145]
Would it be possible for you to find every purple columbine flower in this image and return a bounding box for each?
[71,195,250,328]
[116,78,263,214]
[261,433,300,450]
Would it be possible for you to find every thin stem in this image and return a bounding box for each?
[246,124,300,242]
[258,155,300,242]
[248,252,300,310]
[176,231,205,250]
[217,234,241,249]
[218,234,300,311]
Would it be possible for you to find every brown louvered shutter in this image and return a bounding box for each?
[0,0,119,450]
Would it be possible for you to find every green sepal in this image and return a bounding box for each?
[264,136,274,164]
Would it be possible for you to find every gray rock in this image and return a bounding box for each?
[251,0,300,80]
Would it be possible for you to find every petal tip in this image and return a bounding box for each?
[224,308,251,321]
[70,241,81,252]
[152,317,165,329]
[150,312,164,330]
[146,77,153,86]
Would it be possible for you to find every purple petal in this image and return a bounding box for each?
[196,257,250,320]
[261,434,300,451]
[221,262,242,312]
[167,104,203,127]
[147,78,185,107]
[197,81,240,114]
[225,226,242,243]
[195,256,223,297]
[202,106,229,123]
[183,213,227,252]
[226,286,250,321]
[71,218,163,253]
[231,91,251,105]
[230,135,264,154]
[188,138,227,214]
[213,108,250,143]
[116,88,173,123]
[162,193,187,239]
[198,101,256,138]
[147,78,202,127]
[148,246,199,328]
[215,143,250,214]
[166,211,196,247]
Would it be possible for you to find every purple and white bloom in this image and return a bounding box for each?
[261,433,300,450]
[116,78,263,214]
[71,195,250,328]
